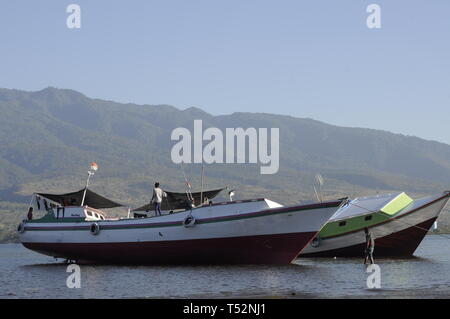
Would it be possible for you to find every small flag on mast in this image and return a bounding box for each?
[90,162,98,172]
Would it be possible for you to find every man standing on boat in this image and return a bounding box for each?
[151,182,167,216]
[364,227,375,264]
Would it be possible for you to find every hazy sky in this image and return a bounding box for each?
[1,1,449,144]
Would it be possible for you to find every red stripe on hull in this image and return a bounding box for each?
[23,232,316,265]
[300,218,437,258]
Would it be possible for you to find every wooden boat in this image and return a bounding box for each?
[18,189,345,264]
[300,191,450,258]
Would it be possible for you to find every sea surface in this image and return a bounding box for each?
[1,235,450,299]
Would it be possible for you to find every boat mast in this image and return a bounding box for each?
[81,162,98,206]
[180,162,194,205]
[315,174,324,203]
[200,163,204,205]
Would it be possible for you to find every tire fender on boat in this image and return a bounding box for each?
[310,236,321,248]
[17,222,26,234]
[182,215,196,228]
[90,222,100,235]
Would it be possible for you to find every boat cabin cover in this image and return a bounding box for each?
[331,192,414,221]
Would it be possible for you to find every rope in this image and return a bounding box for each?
[180,163,194,203]
[347,201,450,241]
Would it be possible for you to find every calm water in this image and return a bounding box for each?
[1,235,450,299]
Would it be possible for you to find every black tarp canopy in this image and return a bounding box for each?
[133,188,225,212]
[36,188,123,209]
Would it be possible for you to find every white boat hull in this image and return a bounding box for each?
[20,199,343,264]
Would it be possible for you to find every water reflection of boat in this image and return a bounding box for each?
[19,188,345,264]
[300,191,450,258]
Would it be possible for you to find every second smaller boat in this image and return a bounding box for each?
[300,191,450,258]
